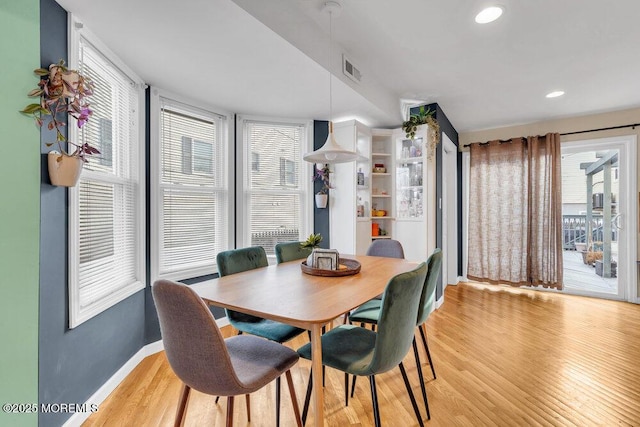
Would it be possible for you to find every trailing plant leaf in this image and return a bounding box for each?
[20,59,100,161]
[401,105,441,160]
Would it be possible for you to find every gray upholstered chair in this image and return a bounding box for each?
[298,262,428,427]
[275,241,312,264]
[348,248,442,419]
[366,238,405,259]
[152,279,303,427]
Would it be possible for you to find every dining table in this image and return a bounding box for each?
[190,254,419,426]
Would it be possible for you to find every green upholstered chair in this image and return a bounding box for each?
[349,248,442,419]
[275,241,312,264]
[152,279,303,427]
[216,246,307,424]
[298,262,428,427]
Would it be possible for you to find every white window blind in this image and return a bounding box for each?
[242,120,310,255]
[69,33,144,328]
[157,98,229,278]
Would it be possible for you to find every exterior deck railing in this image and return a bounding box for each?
[562,214,617,250]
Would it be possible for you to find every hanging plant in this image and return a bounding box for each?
[21,59,99,162]
[401,105,440,160]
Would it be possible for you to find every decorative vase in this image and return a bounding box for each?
[48,151,83,187]
[315,193,328,209]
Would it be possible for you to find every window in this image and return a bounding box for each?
[151,94,231,281]
[237,117,312,256]
[182,137,214,175]
[68,24,145,328]
[280,158,296,186]
[251,152,260,172]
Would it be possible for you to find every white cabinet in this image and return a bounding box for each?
[330,120,371,255]
[394,125,436,262]
[328,121,435,262]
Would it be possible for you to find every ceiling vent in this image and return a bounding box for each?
[342,55,361,83]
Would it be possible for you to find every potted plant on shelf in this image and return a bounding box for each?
[21,60,99,187]
[313,163,331,208]
[401,105,440,160]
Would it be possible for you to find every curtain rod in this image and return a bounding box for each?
[462,123,639,148]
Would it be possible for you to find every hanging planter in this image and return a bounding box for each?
[48,151,83,187]
[21,60,100,187]
[315,193,328,209]
[401,105,440,160]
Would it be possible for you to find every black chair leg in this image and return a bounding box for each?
[344,373,349,406]
[302,370,313,426]
[412,337,431,420]
[398,362,424,426]
[215,396,220,404]
[276,376,281,427]
[350,372,357,398]
[369,375,381,427]
[419,324,437,379]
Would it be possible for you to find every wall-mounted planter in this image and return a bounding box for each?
[48,151,82,187]
[315,193,328,209]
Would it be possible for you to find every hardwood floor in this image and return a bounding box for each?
[83,282,640,426]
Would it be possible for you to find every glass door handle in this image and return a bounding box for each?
[612,213,622,230]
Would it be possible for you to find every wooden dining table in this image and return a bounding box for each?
[190,254,419,426]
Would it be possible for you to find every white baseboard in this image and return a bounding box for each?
[63,316,230,427]
[435,295,444,309]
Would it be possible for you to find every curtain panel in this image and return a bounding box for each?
[467,133,563,289]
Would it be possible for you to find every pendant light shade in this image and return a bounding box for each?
[303,123,359,163]
[303,1,357,164]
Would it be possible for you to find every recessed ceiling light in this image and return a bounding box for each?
[475,6,503,24]
[546,91,565,98]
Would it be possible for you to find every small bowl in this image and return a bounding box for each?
[373,167,386,173]
[376,210,387,217]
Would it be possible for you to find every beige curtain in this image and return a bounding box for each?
[467,133,563,289]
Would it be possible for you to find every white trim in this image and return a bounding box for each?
[462,152,470,281]
[63,314,231,427]
[435,295,445,309]
[149,88,235,284]
[67,14,146,328]
[62,339,164,427]
[235,114,313,249]
[561,135,637,302]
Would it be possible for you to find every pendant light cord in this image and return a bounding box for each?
[328,8,333,132]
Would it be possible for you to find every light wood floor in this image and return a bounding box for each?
[83,282,640,426]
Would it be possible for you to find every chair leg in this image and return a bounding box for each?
[369,375,381,427]
[276,376,281,427]
[398,362,424,426]
[344,373,349,406]
[350,373,357,398]
[342,312,349,324]
[226,396,234,427]
[412,338,431,420]
[215,396,220,404]
[419,324,437,379]
[285,370,303,427]
[245,394,251,422]
[174,383,190,427]
[302,369,313,426]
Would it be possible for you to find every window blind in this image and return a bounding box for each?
[158,99,229,277]
[69,35,143,327]
[243,121,307,254]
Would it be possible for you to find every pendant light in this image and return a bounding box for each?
[303,1,358,164]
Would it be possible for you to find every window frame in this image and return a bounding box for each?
[235,115,313,259]
[67,17,146,328]
[150,88,235,283]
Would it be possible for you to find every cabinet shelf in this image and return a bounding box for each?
[397,156,423,164]
[371,216,395,220]
[398,185,423,191]
[371,172,391,177]
[372,235,392,239]
[372,194,391,198]
[372,152,391,157]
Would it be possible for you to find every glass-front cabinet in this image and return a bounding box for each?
[394,125,436,261]
[395,136,424,219]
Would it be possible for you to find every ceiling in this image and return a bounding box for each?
[54,0,640,133]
